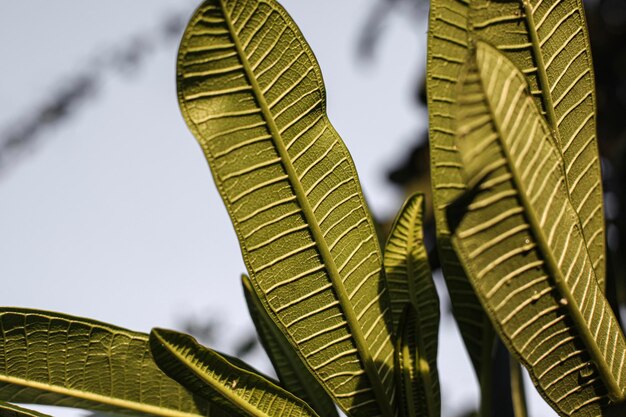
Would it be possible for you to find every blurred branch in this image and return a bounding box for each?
[357,0,424,61]
[0,7,192,179]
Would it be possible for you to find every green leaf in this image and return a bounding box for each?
[0,308,222,417]
[177,1,395,415]
[241,275,339,417]
[384,193,439,335]
[149,328,319,417]
[451,41,626,416]
[383,193,440,417]
[427,0,496,401]
[0,402,53,417]
[394,305,439,417]
[468,0,605,288]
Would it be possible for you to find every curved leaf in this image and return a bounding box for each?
[177,1,395,415]
[427,0,496,400]
[0,402,52,417]
[394,305,439,417]
[241,275,339,417]
[149,328,319,417]
[384,193,440,417]
[468,0,605,288]
[451,42,626,416]
[0,308,222,417]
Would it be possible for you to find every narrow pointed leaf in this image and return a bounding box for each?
[394,305,439,417]
[427,0,496,392]
[468,0,605,288]
[177,1,395,415]
[451,42,626,416]
[241,275,339,417]
[384,193,439,335]
[149,328,319,417]
[0,308,222,417]
[0,402,52,417]
[384,193,440,416]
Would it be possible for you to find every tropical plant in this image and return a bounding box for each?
[1,0,625,417]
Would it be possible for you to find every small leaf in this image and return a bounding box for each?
[0,308,222,417]
[394,305,439,417]
[177,1,396,415]
[0,402,53,417]
[384,193,440,417]
[451,41,626,416]
[149,328,319,417]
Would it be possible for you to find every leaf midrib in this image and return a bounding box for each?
[476,50,620,397]
[520,0,561,150]
[216,1,393,415]
[154,331,276,417]
[404,200,437,417]
[520,0,604,289]
[0,375,201,417]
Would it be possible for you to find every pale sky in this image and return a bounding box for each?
[0,1,554,416]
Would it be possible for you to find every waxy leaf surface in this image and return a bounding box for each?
[241,275,339,417]
[452,42,626,416]
[150,328,318,417]
[0,309,221,417]
[177,1,396,415]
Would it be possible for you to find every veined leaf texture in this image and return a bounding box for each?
[452,42,626,416]
[176,1,395,416]
[0,309,222,417]
[241,275,339,417]
[468,0,605,289]
[150,328,319,417]
[383,193,440,417]
[427,0,497,389]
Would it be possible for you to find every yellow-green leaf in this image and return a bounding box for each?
[451,41,626,416]
[0,402,52,417]
[0,308,222,417]
[394,305,439,417]
[468,0,605,288]
[177,1,395,415]
[427,0,496,398]
[149,328,319,417]
[384,193,440,417]
[241,275,339,417]
[384,193,439,334]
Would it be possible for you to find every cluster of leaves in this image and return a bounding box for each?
[1,0,624,417]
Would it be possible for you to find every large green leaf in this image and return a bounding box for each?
[0,402,52,417]
[427,0,496,398]
[0,308,221,417]
[468,0,605,288]
[451,42,626,416]
[394,305,439,417]
[177,1,395,415]
[383,193,440,417]
[241,275,339,417]
[150,328,318,417]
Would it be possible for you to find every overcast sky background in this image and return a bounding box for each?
[0,1,555,416]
